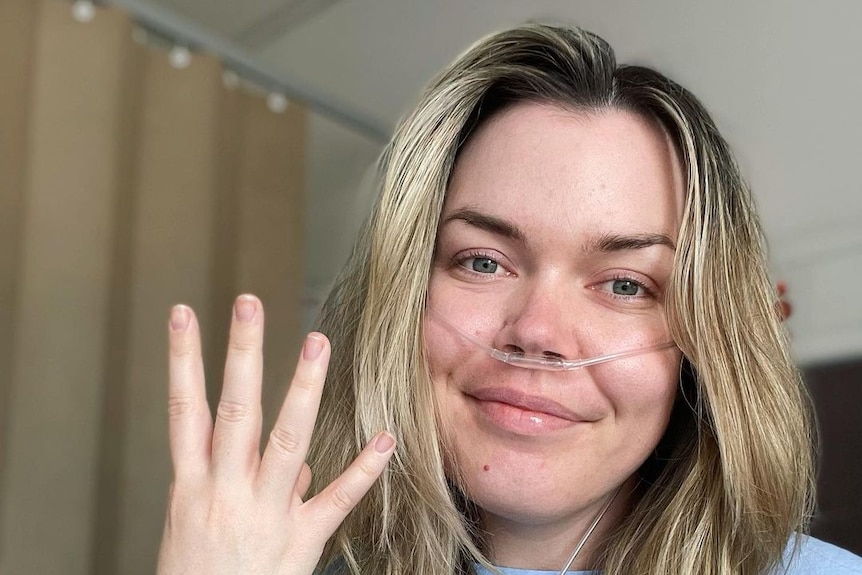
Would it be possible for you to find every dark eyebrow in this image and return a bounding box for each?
[442,209,675,252]
[442,208,526,243]
[590,232,676,252]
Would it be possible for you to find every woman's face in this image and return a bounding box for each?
[425,102,685,535]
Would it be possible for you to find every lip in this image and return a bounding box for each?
[466,387,591,435]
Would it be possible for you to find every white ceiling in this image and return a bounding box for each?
[123,0,862,362]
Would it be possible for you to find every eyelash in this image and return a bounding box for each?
[451,249,512,278]
[603,274,656,301]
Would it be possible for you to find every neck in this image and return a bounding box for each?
[481,478,636,571]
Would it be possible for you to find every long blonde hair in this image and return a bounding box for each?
[308,24,815,575]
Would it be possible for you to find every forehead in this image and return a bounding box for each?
[443,102,686,243]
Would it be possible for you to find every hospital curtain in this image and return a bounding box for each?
[0,1,306,573]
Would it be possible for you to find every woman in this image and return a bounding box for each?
[157,25,862,575]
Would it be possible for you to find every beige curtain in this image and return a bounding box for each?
[0,1,307,573]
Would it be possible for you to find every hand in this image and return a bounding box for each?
[157,295,396,575]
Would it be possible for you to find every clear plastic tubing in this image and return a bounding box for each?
[427,308,677,371]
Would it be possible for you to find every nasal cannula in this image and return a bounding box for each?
[427,308,677,371]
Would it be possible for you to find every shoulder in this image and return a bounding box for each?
[774,534,862,574]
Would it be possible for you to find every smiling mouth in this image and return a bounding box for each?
[466,387,591,435]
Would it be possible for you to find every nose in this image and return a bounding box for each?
[493,283,583,361]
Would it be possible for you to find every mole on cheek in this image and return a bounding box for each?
[483,464,490,471]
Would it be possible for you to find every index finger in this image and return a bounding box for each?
[167,304,213,480]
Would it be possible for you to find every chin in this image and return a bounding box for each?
[470,484,583,526]
[450,445,591,523]
[444,424,650,527]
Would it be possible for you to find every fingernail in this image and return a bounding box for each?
[234,295,257,322]
[303,333,325,360]
[374,431,396,453]
[170,305,191,331]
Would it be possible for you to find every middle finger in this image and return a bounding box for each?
[211,294,265,480]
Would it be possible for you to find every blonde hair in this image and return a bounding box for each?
[308,24,815,575]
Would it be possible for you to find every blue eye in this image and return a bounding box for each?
[450,250,513,279]
[471,257,498,274]
[612,279,643,296]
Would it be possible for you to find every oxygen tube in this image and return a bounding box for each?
[427,308,676,371]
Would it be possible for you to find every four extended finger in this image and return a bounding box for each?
[300,431,396,538]
[257,332,330,499]
[167,304,212,480]
[165,296,396,557]
[211,295,265,479]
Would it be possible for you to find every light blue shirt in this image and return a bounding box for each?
[474,535,862,574]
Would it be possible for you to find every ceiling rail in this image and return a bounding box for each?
[102,0,391,143]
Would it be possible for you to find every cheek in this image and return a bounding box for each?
[423,319,466,473]
[597,350,681,447]
[423,318,464,382]
[423,317,473,433]
[423,305,503,382]
[423,316,501,463]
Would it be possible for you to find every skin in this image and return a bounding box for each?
[425,102,686,569]
[157,297,396,575]
[156,102,693,573]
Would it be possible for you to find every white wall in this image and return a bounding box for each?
[302,112,381,330]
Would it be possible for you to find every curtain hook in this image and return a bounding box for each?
[71,0,96,23]
[168,46,192,69]
[267,93,289,113]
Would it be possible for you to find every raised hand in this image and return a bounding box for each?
[157,295,396,575]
